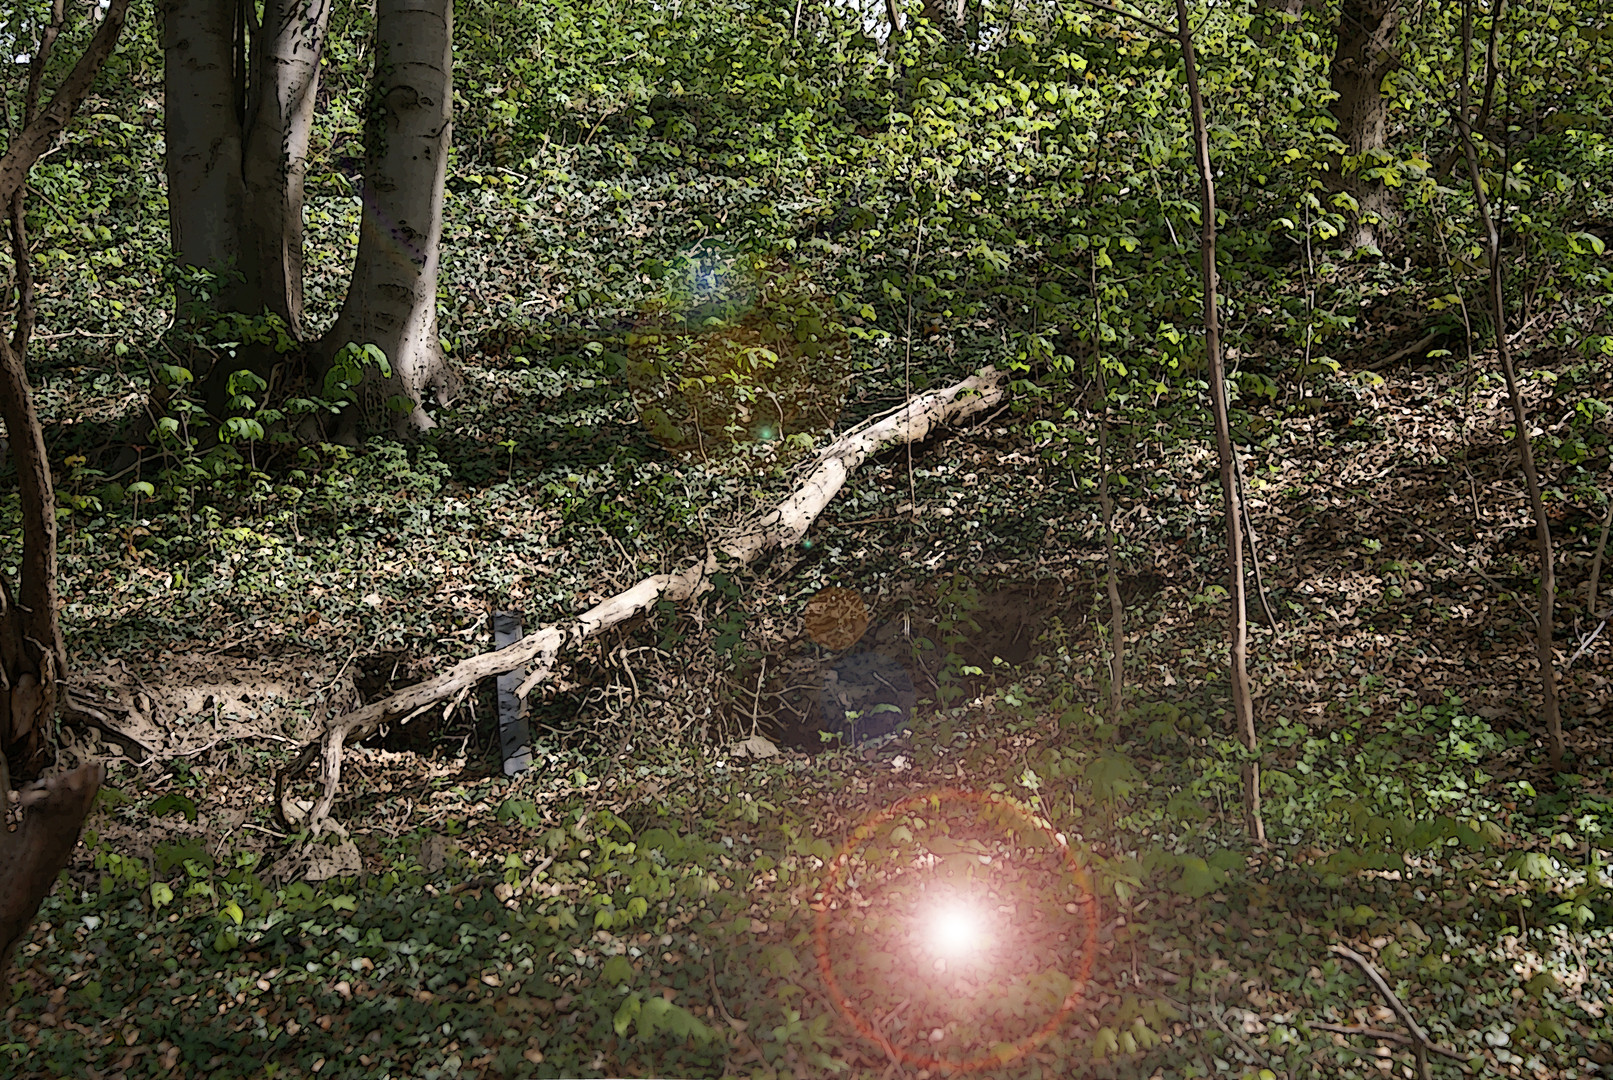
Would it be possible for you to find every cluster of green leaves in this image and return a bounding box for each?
[917,572,991,705]
[11,794,754,1077]
[597,252,852,458]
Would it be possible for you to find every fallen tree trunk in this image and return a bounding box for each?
[281,365,1009,829]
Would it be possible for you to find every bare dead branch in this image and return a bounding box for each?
[1330,944,1452,1080]
[280,367,1009,830]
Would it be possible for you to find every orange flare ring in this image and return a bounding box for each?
[811,787,1099,1072]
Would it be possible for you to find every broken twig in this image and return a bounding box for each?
[1328,943,1460,1079]
[1310,1022,1471,1066]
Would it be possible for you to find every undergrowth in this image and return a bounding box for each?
[7,674,1610,1078]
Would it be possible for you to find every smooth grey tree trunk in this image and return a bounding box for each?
[161,0,243,314]
[318,0,457,438]
[160,0,332,410]
[238,0,334,341]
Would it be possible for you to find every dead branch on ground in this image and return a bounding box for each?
[1328,943,1464,1079]
[1309,1022,1471,1066]
[1364,329,1447,372]
[279,366,1008,831]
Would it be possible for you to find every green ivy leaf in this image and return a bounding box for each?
[614,992,641,1037]
[149,793,199,823]
[601,955,635,986]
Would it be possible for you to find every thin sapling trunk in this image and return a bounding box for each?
[1091,258,1125,726]
[1175,0,1264,843]
[1453,0,1564,769]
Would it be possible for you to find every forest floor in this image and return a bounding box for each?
[5,276,1613,1079]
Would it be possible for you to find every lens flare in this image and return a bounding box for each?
[813,788,1097,1074]
[927,901,986,959]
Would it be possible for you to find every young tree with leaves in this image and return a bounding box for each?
[1449,0,1565,770]
[1172,0,1265,843]
[0,0,130,989]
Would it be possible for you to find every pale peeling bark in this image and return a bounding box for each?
[281,368,1008,830]
[318,0,456,438]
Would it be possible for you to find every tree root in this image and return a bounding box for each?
[278,366,1008,832]
[0,758,102,999]
[61,686,155,762]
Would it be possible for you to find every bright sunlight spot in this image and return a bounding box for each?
[926,901,988,960]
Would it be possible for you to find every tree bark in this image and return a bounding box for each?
[237,0,334,342]
[0,0,129,779]
[1091,258,1125,726]
[317,0,457,438]
[1175,0,1264,844]
[0,760,102,995]
[0,335,65,782]
[1327,0,1399,252]
[161,0,333,412]
[160,0,245,315]
[0,0,126,994]
[921,0,965,40]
